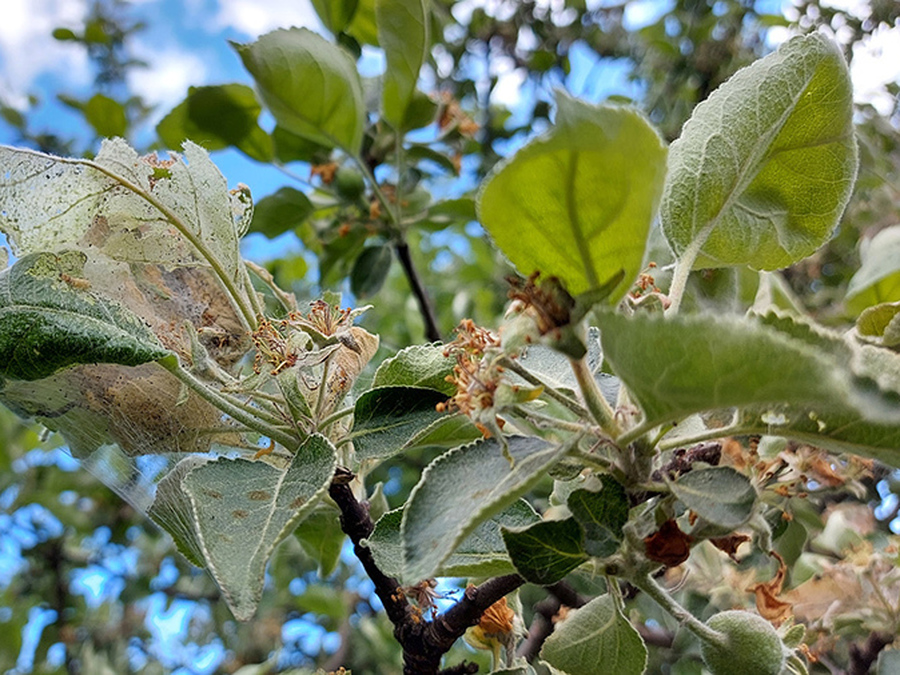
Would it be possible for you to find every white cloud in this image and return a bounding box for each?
[851,23,900,115]
[126,38,209,118]
[0,0,91,109]
[211,0,323,39]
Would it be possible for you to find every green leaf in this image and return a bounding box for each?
[370,501,546,580]
[669,467,757,530]
[0,251,169,380]
[501,517,588,585]
[402,435,572,581]
[311,0,359,33]
[234,28,365,154]
[540,594,648,675]
[60,93,127,138]
[597,311,867,430]
[157,84,273,162]
[443,499,541,577]
[272,125,331,164]
[346,0,378,45]
[151,434,336,621]
[477,91,667,302]
[567,475,629,558]
[294,502,345,578]
[856,302,900,347]
[846,225,900,314]
[350,245,393,298]
[376,0,429,131]
[372,343,456,395]
[368,508,405,577]
[250,187,315,239]
[661,33,858,270]
[350,386,450,463]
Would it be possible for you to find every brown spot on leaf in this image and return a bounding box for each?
[232,509,249,519]
[290,497,306,509]
[202,489,223,499]
[248,490,271,501]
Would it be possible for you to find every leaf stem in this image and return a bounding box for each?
[570,356,620,437]
[162,358,299,450]
[498,356,589,419]
[631,572,726,648]
[665,224,711,316]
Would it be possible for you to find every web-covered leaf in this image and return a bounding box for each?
[0,138,257,329]
[0,251,169,380]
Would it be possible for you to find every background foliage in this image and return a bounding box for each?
[1,1,900,673]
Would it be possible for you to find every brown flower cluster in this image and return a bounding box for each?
[436,319,504,437]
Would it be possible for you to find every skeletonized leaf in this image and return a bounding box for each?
[234,28,365,154]
[402,436,572,581]
[376,0,429,130]
[477,91,667,301]
[152,434,337,621]
[540,594,647,675]
[0,139,254,327]
[661,33,858,270]
[0,251,169,380]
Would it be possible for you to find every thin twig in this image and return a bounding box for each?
[395,241,442,343]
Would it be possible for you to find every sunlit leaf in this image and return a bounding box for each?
[234,28,365,154]
[376,0,429,131]
[372,343,456,395]
[661,33,858,269]
[350,386,450,463]
[846,225,900,314]
[478,91,667,301]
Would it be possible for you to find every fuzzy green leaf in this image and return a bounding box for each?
[540,594,648,675]
[661,33,858,270]
[501,518,588,585]
[477,91,667,301]
[402,436,572,581]
[250,187,315,239]
[0,251,169,381]
[372,344,456,395]
[351,386,450,462]
[567,475,629,558]
[669,467,757,530]
[234,28,365,154]
[150,434,336,621]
